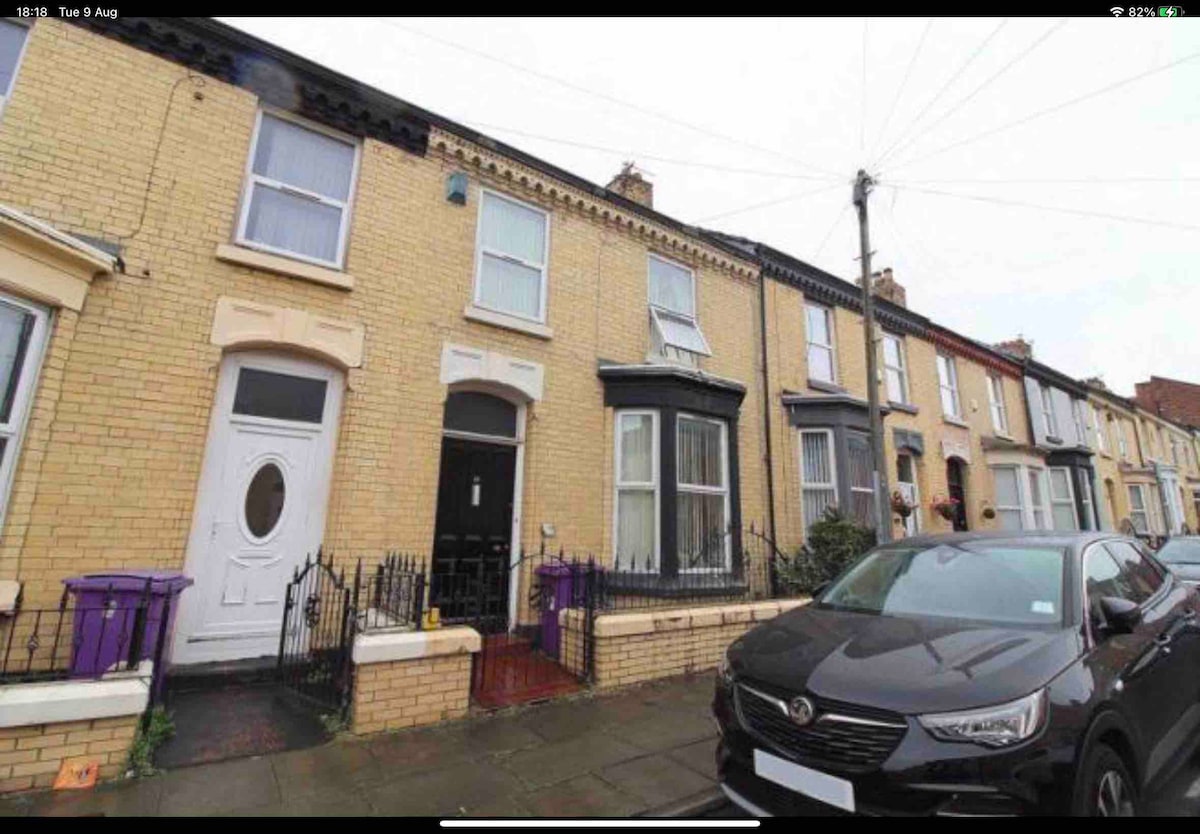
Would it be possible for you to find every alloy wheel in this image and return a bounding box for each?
[1097,769,1134,816]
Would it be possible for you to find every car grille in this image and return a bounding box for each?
[734,679,907,774]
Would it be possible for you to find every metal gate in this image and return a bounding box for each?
[277,549,360,716]
[429,547,595,709]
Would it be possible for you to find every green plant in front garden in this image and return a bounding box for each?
[777,507,876,594]
[126,707,174,777]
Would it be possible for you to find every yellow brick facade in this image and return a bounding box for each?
[0,714,138,793]
[0,18,766,623]
[351,653,472,736]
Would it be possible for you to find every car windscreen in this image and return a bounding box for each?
[819,543,1067,627]
[1155,539,1200,566]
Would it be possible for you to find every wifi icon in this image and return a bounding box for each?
[1110,5,1125,13]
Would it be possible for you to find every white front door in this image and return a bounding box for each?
[174,352,343,664]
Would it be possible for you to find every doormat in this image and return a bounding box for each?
[153,682,330,770]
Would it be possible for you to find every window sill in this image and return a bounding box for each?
[1045,435,1064,445]
[807,378,846,395]
[993,432,1016,443]
[888,401,919,416]
[216,243,354,290]
[463,305,553,340]
[943,415,970,429]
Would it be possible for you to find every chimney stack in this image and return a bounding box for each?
[607,162,653,209]
[996,336,1034,360]
[857,266,907,308]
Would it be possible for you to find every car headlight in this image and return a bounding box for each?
[717,651,735,687]
[918,689,1046,748]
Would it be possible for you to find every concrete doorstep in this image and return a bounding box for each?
[0,671,724,818]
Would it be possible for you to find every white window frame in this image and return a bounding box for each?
[1117,418,1129,460]
[881,333,909,404]
[1048,466,1079,531]
[798,428,838,536]
[0,291,49,534]
[1028,466,1051,530]
[936,354,961,419]
[0,19,31,115]
[805,303,837,385]
[990,465,1025,530]
[234,107,362,270]
[1072,400,1088,446]
[613,409,660,572]
[676,413,730,574]
[1040,385,1059,438]
[470,187,552,325]
[647,254,710,363]
[987,373,1009,436]
[896,453,920,536]
[1092,405,1108,454]
[1128,484,1150,534]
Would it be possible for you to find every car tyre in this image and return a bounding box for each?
[1073,742,1137,817]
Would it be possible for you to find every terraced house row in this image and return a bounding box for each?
[0,16,1197,775]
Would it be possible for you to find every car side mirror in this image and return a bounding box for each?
[1098,596,1142,635]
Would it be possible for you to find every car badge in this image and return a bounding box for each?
[788,696,816,726]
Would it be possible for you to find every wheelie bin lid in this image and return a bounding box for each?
[63,570,194,594]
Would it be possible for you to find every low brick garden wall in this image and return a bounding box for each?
[349,626,481,735]
[0,663,151,794]
[561,598,808,689]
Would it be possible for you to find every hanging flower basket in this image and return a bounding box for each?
[890,491,914,519]
[930,495,960,522]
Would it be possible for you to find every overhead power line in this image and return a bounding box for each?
[876,18,1068,169]
[888,182,1200,233]
[883,46,1200,174]
[382,19,846,180]
[872,18,1009,169]
[867,19,934,164]
[891,176,1200,185]
[454,120,843,181]
[693,182,845,224]
[814,203,852,262]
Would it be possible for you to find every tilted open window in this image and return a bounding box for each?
[648,254,710,365]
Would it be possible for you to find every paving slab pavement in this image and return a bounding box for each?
[0,672,722,818]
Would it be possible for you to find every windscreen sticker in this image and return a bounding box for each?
[1031,600,1055,615]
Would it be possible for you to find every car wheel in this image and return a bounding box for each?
[1074,742,1137,817]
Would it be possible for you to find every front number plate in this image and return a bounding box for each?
[753,749,856,813]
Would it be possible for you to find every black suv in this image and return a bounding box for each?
[714,532,1200,816]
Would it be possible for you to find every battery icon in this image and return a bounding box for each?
[1158,5,1181,14]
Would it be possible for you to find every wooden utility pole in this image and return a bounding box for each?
[853,169,891,543]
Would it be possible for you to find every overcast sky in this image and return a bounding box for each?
[224,17,1199,396]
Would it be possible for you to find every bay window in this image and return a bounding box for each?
[237,110,360,268]
[614,411,658,569]
[799,429,837,536]
[474,190,550,322]
[846,432,876,528]
[676,414,729,571]
[1048,467,1078,531]
[0,292,49,531]
[991,466,1024,531]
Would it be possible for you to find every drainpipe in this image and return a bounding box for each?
[758,266,778,549]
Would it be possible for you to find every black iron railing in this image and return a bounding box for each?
[362,553,426,631]
[0,581,173,700]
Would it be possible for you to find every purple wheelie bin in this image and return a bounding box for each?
[535,560,598,660]
[62,570,192,700]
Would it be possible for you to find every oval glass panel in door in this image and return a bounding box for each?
[245,462,286,539]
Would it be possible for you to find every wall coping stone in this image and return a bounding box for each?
[352,626,481,666]
[0,661,152,729]
[574,598,810,639]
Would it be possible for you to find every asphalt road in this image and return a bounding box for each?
[701,749,1200,816]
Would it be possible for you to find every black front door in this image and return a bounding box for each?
[430,437,516,622]
[946,458,969,532]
